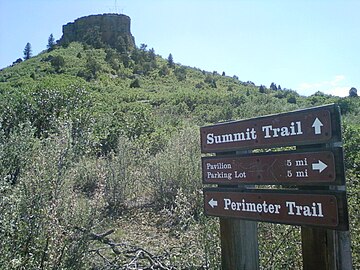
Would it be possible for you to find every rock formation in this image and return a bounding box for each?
[59,14,135,52]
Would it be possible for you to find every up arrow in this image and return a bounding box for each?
[208,198,218,208]
[312,118,324,135]
[312,160,328,173]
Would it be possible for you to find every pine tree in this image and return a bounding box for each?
[23,42,32,60]
[167,53,174,68]
[149,48,156,61]
[270,82,278,90]
[139,43,147,51]
[259,85,266,93]
[47,34,55,51]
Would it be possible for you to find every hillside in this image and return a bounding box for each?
[0,14,359,269]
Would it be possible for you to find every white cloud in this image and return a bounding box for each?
[329,86,350,97]
[298,75,350,97]
[331,75,345,85]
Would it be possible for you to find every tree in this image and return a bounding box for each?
[115,36,127,53]
[83,26,104,49]
[47,33,55,51]
[159,65,169,76]
[349,87,358,97]
[130,78,141,88]
[174,66,187,81]
[287,96,297,104]
[139,43,147,51]
[259,85,266,93]
[148,48,156,61]
[270,82,278,90]
[86,57,101,78]
[167,53,174,68]
[204,74,217,88]
[12,58,23,65]
[50,55,65,73]
[23,42,32,60]
[130,49,141,63]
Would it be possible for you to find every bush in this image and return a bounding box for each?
[130,78,140,88]
[50,55,65,73]
[174,66,187,81]
[204,75,217,88]
[0,129,103,269]
[259,85,266,93]
[0,123,36,185]
[259,224,302,269]
[103,137,149,215]
[343,123,360,267]
[159,65,170,76]
[149,126,201,211]
[287,96,297,104]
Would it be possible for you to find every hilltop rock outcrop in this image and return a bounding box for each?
[59,14,135,52]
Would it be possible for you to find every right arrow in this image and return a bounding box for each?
[312,160,328,173]
[312,118,324,135]
[208,198,218,208]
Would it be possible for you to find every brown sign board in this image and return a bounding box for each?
[204,188,349,230]
[200,104,341,153]
[202,148,345,185]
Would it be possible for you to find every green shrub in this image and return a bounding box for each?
[0,129,104,269]
[0,123,36,185]
[258,224,302,269]
[149,126,201,211]
[50,55,65,73]
[103,136,150,215]
[343,123,360,267]
[130,78,140,88]
[174,66,187,81]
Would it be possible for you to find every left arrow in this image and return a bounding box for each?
[208,198,218,208]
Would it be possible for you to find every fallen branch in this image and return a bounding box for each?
[75,226,175,269]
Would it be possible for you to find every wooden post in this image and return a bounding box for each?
[220,218,259,270]
[337,230,353,269]
[300,143,352,270]
[302,227,334,270]
[301,228,352,270]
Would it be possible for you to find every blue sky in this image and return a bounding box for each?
[0,0,359,97]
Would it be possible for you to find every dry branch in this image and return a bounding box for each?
[75,226,175,269]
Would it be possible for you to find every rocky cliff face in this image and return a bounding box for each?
[59,14,135,52]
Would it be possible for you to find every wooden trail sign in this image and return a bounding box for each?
[203,188,349,230]
[200,104,352,269]
[200,104,341,153]
[202,148,345,185]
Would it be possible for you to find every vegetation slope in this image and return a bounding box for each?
[0,39,359,269]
